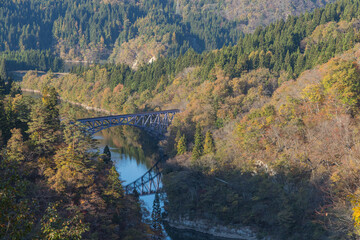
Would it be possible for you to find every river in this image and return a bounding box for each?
[24,91,236,240]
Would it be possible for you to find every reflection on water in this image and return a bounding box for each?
[95,126,159,169]
[92,127,160,218]
[93,132,151,184]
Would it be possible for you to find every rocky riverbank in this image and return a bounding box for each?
[164,217,262,240]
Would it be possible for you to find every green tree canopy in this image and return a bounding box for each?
[192,124,203,161]
[103,145,112,164]
[151,193,164,240]
[177,134,187,155]
[203,130,215,154]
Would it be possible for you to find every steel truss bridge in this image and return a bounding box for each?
[77,109,180,136]
[125,159,163,196]
[77,109,180,196]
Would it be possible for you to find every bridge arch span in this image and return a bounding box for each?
[77,109,180,136]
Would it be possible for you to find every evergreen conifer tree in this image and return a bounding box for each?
[0,59,8,81]
[177,134,186,155]
[151,193,164,240]
[6,128,25,163]
[294,53,305,76]
[0,130,3,148]
[0,101,8,142]
[41,86,60,131]
[174,129,181,154]
[104,166,124,201]
[192,124,203,160]
[27,88,61,156]
[0,77,5,96]
[203,130,215,154]
[49,122,97,195]
[103,145,112,164]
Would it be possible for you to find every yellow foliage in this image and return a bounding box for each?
[278,96,299,120]
[349,193,360,235]
[322,58,360,108]
[330,171,341,183]
[301,84,325,103]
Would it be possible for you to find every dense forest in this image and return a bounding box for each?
[20,0,360,238]
[0,78,157,238]
[0,0,239,67]
[24,0,360,111]
[0,0,338,69]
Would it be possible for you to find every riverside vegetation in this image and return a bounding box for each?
[6,0,360,239]
[0,84,157,238]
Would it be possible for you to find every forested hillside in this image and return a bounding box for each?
[176,0,336,33]
[0,0,239,66]
[23,0,360,112]
[0,0,337,69]
[20,0,360,238]
[0,83,151,238]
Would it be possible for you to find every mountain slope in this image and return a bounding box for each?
[177,0,336,33]
[18,0,360,238]
[0,0,338,68]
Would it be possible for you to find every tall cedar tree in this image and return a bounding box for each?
[174,129,181,155]
[42,86,60,130]
[0,59,7,80]
[0,77,5,96]
[103,145,112,164]
[49,122,97,196]
[27,88,60,156]
[192,124,203,160]
[203,130,215,154]
[6,128,25,162]
[151,193,164,240]
[177,134,186,155]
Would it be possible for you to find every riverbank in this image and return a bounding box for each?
[22,88,111,114]
[164,217,260,240]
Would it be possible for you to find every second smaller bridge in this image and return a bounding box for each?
[125,160,163,196]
